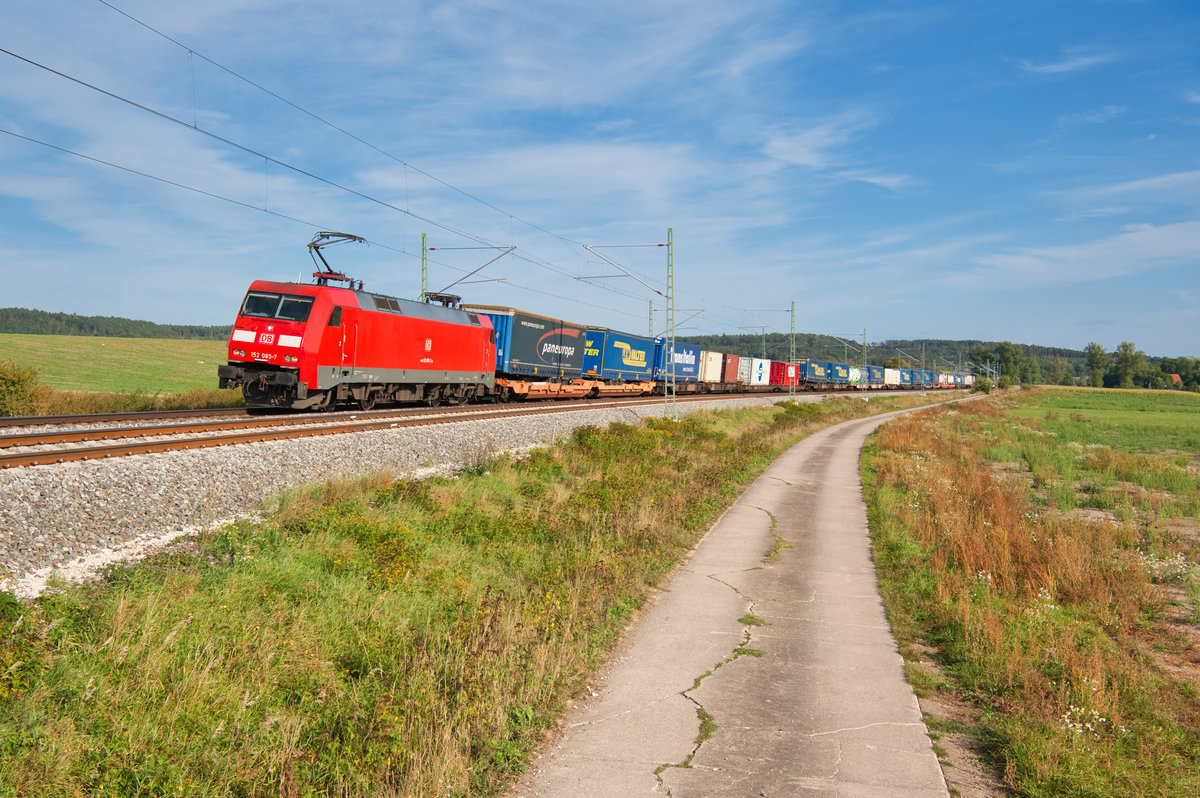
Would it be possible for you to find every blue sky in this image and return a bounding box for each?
[2,0,1198,358]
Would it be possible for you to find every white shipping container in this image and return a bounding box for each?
[884,368,901,386]
[751,358,770,385]
[848,367,862,384]
[700,351,724,382]
[939,373,952,386]
[737,357,753,383]
[965,374,975,386]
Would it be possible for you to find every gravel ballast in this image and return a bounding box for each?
[1,396,802,599]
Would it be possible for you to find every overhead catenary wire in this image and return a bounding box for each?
[0,45,490,248]
[1,125,651,324]
[0,46,657,312]
[90,1,681,299]
[93,0,591,254]
[6,12,831,341]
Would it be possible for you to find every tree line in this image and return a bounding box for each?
[4,308,1192,391]
[0,308,231,340]
[964,341,1199,391]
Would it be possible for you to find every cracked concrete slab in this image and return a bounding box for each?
[508,408,950,798]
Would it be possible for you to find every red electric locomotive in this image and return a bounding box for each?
[218,233,496,410]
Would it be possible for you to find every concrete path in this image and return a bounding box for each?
[509,408,950,798]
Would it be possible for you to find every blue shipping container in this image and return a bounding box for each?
[802,360,831,383]
[921,369,936,386]
[582,328,655,381]
[867,365,885,385]
[829,362,851,384]
[899,369,914,386]
[468,306,587,378]
[653,341,701,381]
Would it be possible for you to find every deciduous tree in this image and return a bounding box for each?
[1043,356,1070,385]
[1114,341,1146,389]
[1085,342,1108,388]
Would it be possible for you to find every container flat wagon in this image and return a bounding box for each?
[699,350,724,384]
[736,356,753,385]
[583,328,656,390]
[829,362,851,387]
[803,360,830,387]
[770,361,799,386]
[750,357,770,387]
[653,341,702,393]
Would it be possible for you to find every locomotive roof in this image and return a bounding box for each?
[246,280,485,326]
[357,290,483,325]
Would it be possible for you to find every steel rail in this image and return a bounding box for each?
[0,394,701,450]
[0,404,495,449]
[0,406,253,429]
[0,396,734,469]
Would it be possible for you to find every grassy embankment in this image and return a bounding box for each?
[865,387,1200,796]
[0,334,240,415]
[0,392,944,796]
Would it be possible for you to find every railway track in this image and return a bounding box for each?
[0,395,741,469]
[0,406,254,430]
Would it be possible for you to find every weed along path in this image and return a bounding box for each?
[510,408,950,798]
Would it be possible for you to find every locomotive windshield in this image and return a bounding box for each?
[240,291,314,322]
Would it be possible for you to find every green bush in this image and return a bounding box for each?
[0,358,46,417]
[972,377,993,394]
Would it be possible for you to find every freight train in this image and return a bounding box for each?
[217,235,973,410]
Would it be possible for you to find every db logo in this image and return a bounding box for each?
[258,333,276,345]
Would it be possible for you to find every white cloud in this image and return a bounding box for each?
[762,111,877,170]
[1018,48,1117,75]
[1054,206,1132,222]
[1065,169,1200,202]
[835,170,914,192]
[715,30,808,81]
[970,219,1200,286]
[1056,105,1126,127]
[358,140,715,237]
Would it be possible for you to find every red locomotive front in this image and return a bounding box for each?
[219,280,496,410]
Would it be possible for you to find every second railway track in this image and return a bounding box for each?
[0,395,732,468]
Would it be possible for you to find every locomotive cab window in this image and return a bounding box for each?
[327,306,342,327]
[240,292,314,322]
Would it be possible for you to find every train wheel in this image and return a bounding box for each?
[425,386,443,407]
[359,393,376,411]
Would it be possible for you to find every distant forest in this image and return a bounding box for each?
[2,307,1193,391]
[680,331,1087,372]
[0,308,230,340]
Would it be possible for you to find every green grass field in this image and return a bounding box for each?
[1006,387,1200,453]
[0,333,226,393]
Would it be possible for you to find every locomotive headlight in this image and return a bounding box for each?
[284,355,299,364]
[232,349,246,357]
